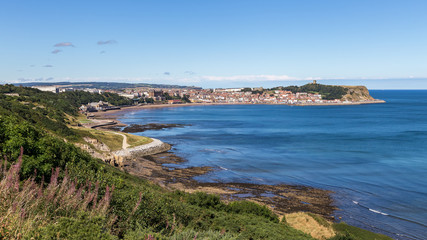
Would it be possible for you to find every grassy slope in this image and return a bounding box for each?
[332,223,392,240]
[76,114,94,124]
[72,127,124,151]
[71,125,153,151]
[123,132,152,148]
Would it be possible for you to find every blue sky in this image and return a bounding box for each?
[1,0,426,89]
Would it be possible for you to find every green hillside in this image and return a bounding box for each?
[275,83,348,100]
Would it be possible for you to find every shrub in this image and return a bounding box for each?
[187,192,225,210]
[228,200,278,222]
[328,233,356,240]
[0,148,115,239]
[124,227,238,240]
[38,213,117,240]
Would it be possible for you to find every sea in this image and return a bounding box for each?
[119,90,427,240]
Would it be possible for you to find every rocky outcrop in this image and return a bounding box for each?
[340,86,375,102]
[83,137,110,152]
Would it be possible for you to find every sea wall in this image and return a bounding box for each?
[113,138,171,158]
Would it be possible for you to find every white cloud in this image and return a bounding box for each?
[51,49,62,54]
[16,78,32,83]
[47,77,155,83]
[200,75,299,82]
[54,42,75,47]
[14,77,54,83]
[97,40,117,45]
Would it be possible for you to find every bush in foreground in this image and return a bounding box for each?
[0,147,115,239]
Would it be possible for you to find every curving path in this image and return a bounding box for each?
[110,131,130,149]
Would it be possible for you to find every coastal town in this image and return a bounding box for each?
[29,81,382,112]
[117,86,328,105]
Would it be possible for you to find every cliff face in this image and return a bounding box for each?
[340,86,375,102]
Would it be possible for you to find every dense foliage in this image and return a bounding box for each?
[0,153,115,239]
[162,93,191,103]
[0,84,132,139]
[0,84,132,115]
[280,84,348,100]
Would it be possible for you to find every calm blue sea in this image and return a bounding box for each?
[119,90,427,240]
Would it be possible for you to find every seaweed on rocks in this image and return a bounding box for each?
[122,123,188,133]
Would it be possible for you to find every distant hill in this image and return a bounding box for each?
[272,83,348,100]
[19,81,201,90]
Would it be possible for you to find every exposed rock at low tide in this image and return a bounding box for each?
[122,123,188,133]
[123,151,337,220]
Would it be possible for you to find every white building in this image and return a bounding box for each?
[32,86,59,93]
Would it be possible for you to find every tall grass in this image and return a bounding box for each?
[0,147,115,239]
[0,148,239,239]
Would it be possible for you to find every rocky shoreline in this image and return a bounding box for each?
[122,123,188,133]
[123,151,336,220]
[89,110,337,220]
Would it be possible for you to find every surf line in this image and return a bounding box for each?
[352,201,427,228]
[352,201,389,216]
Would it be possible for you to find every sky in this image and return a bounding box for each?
[1,0,427,89]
